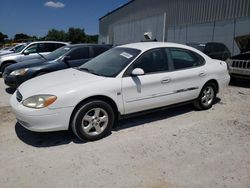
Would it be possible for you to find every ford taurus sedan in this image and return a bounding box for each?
[10,42,230,141]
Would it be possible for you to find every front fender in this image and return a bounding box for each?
[48,78,124,114]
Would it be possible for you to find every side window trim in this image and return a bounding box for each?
[164,48,174,71]
[89,46,94,58]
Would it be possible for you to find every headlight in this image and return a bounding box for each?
[10,68,29,76]
[22,95,57,109]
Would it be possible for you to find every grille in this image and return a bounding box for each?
[230,60,250,69]
[16,90,23,102]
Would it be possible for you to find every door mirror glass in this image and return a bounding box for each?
[63,56,70,65]
[131,68,144,76]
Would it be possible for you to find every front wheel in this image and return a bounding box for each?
[193,83,216,110]
[71,100,115,141]
[1,63,12,73]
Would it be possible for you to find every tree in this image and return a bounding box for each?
[68,27,86,44]
[85,34,98,43]
[45,27,98,43]
[14,33,31,41]
[46,29,67,41]
[0,32,8,43]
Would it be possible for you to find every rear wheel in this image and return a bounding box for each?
[193,83,216,110]
[71,100,115,141]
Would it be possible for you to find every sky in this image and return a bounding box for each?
[0,0,129,39]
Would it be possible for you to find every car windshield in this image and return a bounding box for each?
[44,46,71,60]
[15,43,28,53]
[13,44,26,52]
[79,47,141,77]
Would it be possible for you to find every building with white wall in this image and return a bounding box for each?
[99,0,250,55]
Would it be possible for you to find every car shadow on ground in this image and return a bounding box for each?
[115,97,221,131]
[15,98,221,148]
[229,78,250,88]
[15,124,84,147]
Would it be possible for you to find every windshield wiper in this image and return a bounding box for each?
[37,52,47,61]
[78,67,91,72]
[77,67,103,76]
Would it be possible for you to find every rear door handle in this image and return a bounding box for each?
[161,78,171,84]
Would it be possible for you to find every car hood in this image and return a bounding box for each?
[234,34,250,53]
[18,68,105,98]
[5,58,47,73]
[0,51,13,56]
[0,52,21,59]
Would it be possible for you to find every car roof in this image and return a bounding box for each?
[28,41,69,45]
[66,43,112,48]
[118,42,196,52]
[187,42,226,45]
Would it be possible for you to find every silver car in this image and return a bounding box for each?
[0,43,26,56]
[0,41,69,73]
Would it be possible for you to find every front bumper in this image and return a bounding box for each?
[229,67,250,78]
[3,73,26,88]
[10,92,74,132]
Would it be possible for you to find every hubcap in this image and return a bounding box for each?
[201,86,214,107]
[81,108,109,136]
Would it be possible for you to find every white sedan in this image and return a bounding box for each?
[10,42,230,141]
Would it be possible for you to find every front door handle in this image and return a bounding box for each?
[199,72,206,77]
[161,78,171,84]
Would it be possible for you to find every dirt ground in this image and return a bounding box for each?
[0,78,249,188]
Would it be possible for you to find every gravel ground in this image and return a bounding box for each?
[0,78,249,188]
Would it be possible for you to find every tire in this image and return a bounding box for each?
[0,63,12,73]
[193,83,216,110]
[71,100,115,141]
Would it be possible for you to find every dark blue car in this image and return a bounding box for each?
[3,44,111,87]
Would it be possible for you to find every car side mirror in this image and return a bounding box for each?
[63,56,71,65]
[131,68,145,76]
[23,50,30,55]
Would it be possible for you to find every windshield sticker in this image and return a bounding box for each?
[64,47,70,50]
[120,52,133,59]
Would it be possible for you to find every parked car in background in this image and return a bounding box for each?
[10,42,230,141]
[0,43,26,56]
[0,41,68,73]
[226,34,250,79]
[187,42,231,61]
[3,44,112,87]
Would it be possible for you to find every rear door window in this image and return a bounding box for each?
[169,48,205,70]
[38,43,57,53]
[92,46,110,57]
[69,47,89,60]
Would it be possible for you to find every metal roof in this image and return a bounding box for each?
[99,0,135,20]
